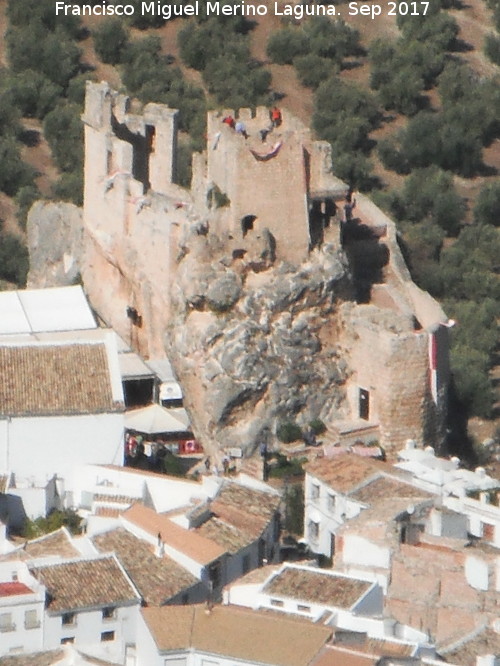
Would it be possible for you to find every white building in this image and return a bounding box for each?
[136,604,332,666]
[0,335,125,514]
[29,554,140,657]
[0,561,45,657]
[304,454,432,559]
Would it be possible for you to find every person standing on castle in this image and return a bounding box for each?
[235,120,248,139]
[343,194,356,223]
[270,106,282,128]
[222,115,235,129]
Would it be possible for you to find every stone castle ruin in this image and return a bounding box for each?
[29,81,452,457]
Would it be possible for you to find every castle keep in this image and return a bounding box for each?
[79,81,451,455]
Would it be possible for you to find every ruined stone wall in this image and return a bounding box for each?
[27,82,450,456]
[206,109,323,264]
[338,307,437,454]
[80,82,186,358]
[388,543,500,646]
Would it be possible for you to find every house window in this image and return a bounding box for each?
[297,604,311,612]
[0,613,15,632]
[359,388,370,420]
[102,607,116,621]
[61,637,75,645]
[101,630,115,642]
[24,610,40,630]
[242,554,251,575]
[308,520,320,543]
[328,494,336,512]
[270,599,284,607]
[62,613,76,626]
[483,523,495,541]
[311,483,320,501]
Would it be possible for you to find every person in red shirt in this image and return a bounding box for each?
[270,106,282,128]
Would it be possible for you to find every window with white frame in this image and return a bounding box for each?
[24,609,40,629]
[311,483,320,501]
[0,613,15,632]
[328,493,336,512]
[308,520,320,543]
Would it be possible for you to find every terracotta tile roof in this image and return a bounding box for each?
[349,476,433,503]
[93,494,136,504]
[306,455,387,494]
[94,506,125,517]
[98,464,200,484]
[196,483,281,553]
[0,343,121,417]
[263,567,371,608]
[92,528,198,605]
[0,528,80,562]
[0,581,33,596]
[212,482,280,532]
[312,646,378,666]
[142,605,332,666]
[229,563,282,586]
[30,555,139,613]
[442,627,500,665]
[361,638,414,657]
[196,516,251,552]
[0,650,64,666]
[123,503,226,565]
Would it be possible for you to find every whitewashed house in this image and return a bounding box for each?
[304,454,431,559]
[0,335,125,514]
[136,604,332,666]
[29,554,140,655]
[0,561,45,657]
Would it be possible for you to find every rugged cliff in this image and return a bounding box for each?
[166,225,355,453]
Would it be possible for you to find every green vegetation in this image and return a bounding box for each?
[267,17,361,86]
[308,419,326,435]
[276,421,303,443]
[93,18,129,65]
[21,509,82,539]
[178,7,270,109]
[0,228,29,286]
[283,483,304,535]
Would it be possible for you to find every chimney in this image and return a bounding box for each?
[155,532,165,558]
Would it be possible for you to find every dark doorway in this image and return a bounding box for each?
[241,215,257,237]
[111,114,151,192]
[123,378,154,408]
[359,388,370,420]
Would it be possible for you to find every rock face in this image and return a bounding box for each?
[27,201,84,288]
[167,231,354,454]
[26,83,449,458]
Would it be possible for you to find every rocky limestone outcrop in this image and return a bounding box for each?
[27,201,84,288]
[166,226,356,456]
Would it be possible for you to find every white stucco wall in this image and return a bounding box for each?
[342,534,391,570]
[43,603,140,652]
[0,563,45,656]
[0,414,124,498]
[304,473,364,557]
[73,464,208,514]
[464,555,489,591]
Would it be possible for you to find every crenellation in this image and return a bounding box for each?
[75,82,452,454]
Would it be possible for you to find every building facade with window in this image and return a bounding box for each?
[0,562,45,657]
[136,604,332,666]
[29,555,140,656]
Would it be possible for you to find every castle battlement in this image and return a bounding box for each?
[76,82,450,455]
